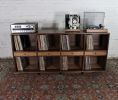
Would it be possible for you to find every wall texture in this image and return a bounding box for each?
[0,0,118,58]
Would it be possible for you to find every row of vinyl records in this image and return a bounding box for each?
[14,35,30,71]
[14,35,94,71]
[85,35,94,70]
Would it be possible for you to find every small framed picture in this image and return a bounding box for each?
[65,14,80,29]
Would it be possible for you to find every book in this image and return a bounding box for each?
[14,35,30,71]
[39,57,45,71]
[38,35,49,71]
[61,57,68,70]
[85,35,94,70]
[16,57,23,71]
[17,35,23,50]
[60,35,70,70]
[14,36,19,51]
[61,35,70,50]
[85,56,98,70]
[85,56,91,70]
[14,35,31,51]
[38,35,48,50]
[14,35,23,71]
[86,35,94,50]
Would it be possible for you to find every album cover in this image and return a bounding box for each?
[65,14,80,29]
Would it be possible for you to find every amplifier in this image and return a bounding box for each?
[10,23,38,33]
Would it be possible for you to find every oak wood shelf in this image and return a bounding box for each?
[14,51,37,57]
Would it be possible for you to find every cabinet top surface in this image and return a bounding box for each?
[11,29,110,35]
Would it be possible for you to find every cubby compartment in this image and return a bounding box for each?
[85,34,109,50]
[60,34,84,51]
[38,56,60,71]
[12,34,37,51]
[84,56,107,71]
[15,56,39,72]
[38,34,60,51]
[61,56,83,71]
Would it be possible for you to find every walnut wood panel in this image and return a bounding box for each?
[61,51,84,56]
[85,51,107,56]
[14,52,37,57]
[38,52,60,56]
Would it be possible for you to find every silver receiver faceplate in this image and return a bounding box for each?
[11,23,38,33]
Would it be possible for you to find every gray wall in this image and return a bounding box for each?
[0,0,118,58]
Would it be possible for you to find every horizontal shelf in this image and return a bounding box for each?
[82,70,105,72]
[84,64,105,72]
[14,51,107,57]
[46,66,60,70]
[11,33,37,35]
[14,51,61,57]
[84,32,110,34]
[84,50,107,56]
[38,30,65,34]
[38,51,60,56]
[14,51,85,57]
[16,69,60,74]
[14,51,37,57]
[11,30,110,35]
[61,51,84,56]
[68,65,82,71]
[65,29,81,32]
[15,69,104,73]
[14,70,82,74]
[14,61,105,73]
[11,32,110,36]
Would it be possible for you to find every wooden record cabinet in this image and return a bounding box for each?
[11,29,109,73]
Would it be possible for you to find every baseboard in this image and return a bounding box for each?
[107,57,118,60]
[0,57,13,61]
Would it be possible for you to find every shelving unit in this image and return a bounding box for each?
[11,29,109,73]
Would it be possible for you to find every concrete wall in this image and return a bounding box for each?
[0,0,118,58]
